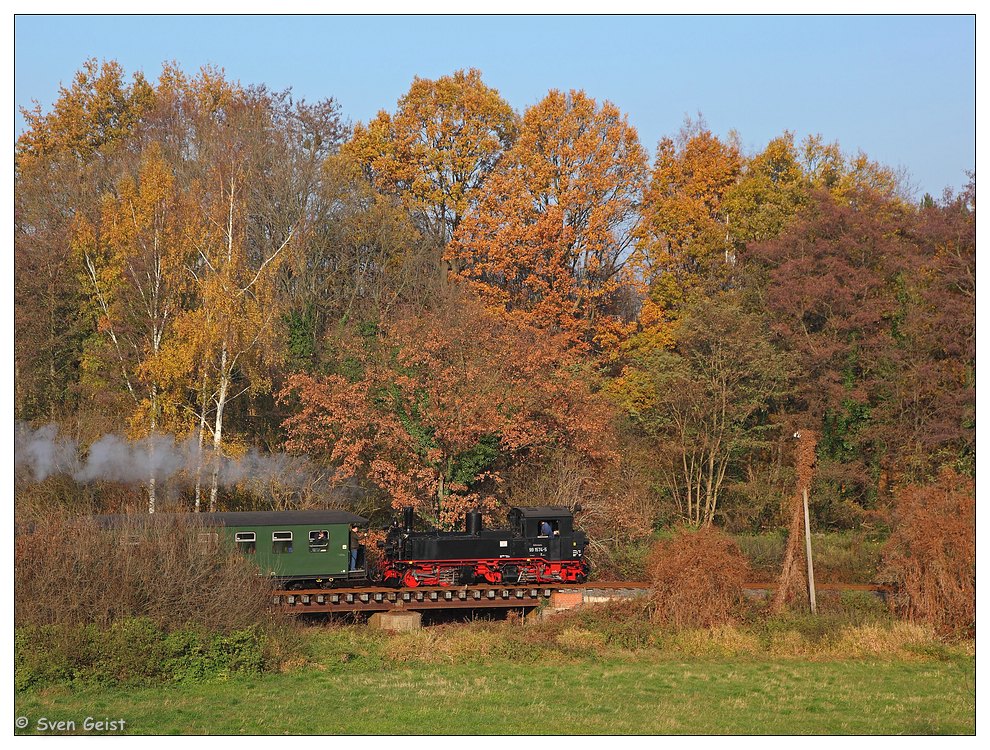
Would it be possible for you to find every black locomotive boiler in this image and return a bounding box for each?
[380,505,589,587]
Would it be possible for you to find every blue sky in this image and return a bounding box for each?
[14,14,976,197]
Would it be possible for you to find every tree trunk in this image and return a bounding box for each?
[148,383,158,514]
[436,473,445,527]
[193,369,210,513]
[208,345,229,513]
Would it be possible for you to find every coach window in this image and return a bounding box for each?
[537,520,558,537]
[309,530,329,553]
[272,531,293,554]
[235,532,256,555]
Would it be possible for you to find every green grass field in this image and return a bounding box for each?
[15,642,975,735]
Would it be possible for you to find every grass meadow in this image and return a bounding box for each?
[14,609,976,736]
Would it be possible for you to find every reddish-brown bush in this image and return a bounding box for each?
[647,526,751,629]
[882,468,975,636]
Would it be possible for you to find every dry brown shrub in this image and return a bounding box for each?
[14,510,279,631]
[882,468,975,636]
[647,526,751,629]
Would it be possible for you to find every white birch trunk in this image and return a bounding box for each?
[208,344,229,513]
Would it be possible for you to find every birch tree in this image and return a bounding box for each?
[171,90,300,512]
[72,145,193,512]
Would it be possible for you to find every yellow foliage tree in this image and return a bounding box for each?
[72,144,195,512]
[345,69,518,250]
[632,119,742,311]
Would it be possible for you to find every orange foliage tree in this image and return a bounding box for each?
[448,89,648,352]
[281,291,616,528]
[16,58,154,169]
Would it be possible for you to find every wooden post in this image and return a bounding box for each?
[803,488,817,614]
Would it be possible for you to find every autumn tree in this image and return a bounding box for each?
[164,82,305,512]
[609,293,792,526]
[449,89,648,352]
[871,177,975,479]
[282,290,616,528]
[724,131,910,255]
[14,169,91,422]
[746,182,974,513]
[71,145,195,512]
[723,132,809,249]
[345,69,518,251]
[881,468,975,635]
[278,153,435,369]
[16,58,153,168]
[15,59,154,424]
[746,189,901,511]
[632,118,742,311]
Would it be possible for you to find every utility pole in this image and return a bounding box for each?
[803,487,817,614]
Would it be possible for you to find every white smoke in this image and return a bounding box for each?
[14,422,328,495]
[14,423,78,482]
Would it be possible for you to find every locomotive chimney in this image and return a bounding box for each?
[465,509,483,535]
[402,506,414,532]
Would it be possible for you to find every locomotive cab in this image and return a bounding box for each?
[508,506,573,541]
[508,506,583,563]
[380,504,589,587]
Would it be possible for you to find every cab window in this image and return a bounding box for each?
[272,531,293,554]
[309,529,329,552]
[235,531,256,555]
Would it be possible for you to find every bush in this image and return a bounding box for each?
[14,619,279,691]
[15,511,277,631]
[881,469,975,637]
[529,598,655,650]
[585,539,653,581]
[646,526,750,629]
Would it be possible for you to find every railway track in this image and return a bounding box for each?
[272,580,892,615]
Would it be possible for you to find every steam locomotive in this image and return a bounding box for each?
[380,505,589,587]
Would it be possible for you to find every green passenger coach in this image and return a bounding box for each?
[94,510,369,588]
[207,510,369,588]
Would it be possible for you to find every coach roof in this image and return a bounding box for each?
[90,510,368,529]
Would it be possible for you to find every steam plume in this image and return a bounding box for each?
[14,422,327,495]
